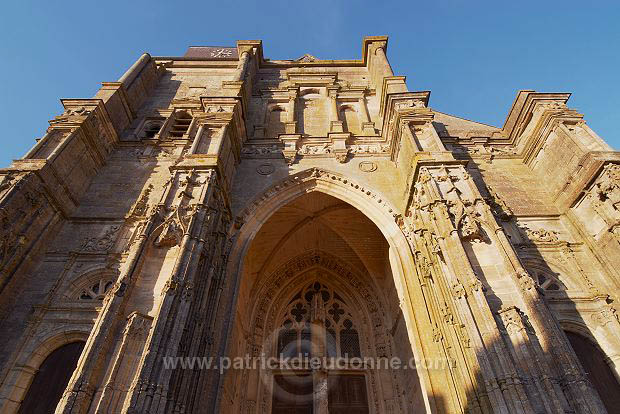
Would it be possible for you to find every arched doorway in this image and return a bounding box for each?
[565,331,620,412]
[18,341,85,413]
[224,189,427,413]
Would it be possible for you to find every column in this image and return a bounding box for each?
[285,87,298,133]
[327,87,342,133]
[374,45,393,77]
[122,171,223,413]
[373,44,393,100]
[358,95,375,135]
[310,292,328,414]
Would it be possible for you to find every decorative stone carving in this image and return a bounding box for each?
[449,199,484,242]
[518,224,561,243]
[334,151,348,163]
[467,278,486,294]
[103,279,127,302]
[432,327,443,342]
[585,163,620,233]
[537,101,567,111]
[394,99,425,110]
[153,205,191,248]
[0,174,17,198]
[241,145,281,156]
[487,146,518,156]
[590,305,619,327]
[295,54,318,62]
[348,143,390,154]
[451,282,467,299]
[204,105,232,113]
[516,270,539,292]
[498,306,533,335]
[162,277,179,295]
[80,225,121,253]
[62,106,93,117]
[243,399,256,413]
[299,143,332,155]
[485,184,513,221]
[124,312,152,339]
[181,281,194,301]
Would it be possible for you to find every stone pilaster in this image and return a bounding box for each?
[123,170,230,413]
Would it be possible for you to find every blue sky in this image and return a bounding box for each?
[1,1,619,166]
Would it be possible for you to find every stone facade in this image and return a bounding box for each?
[0,37,619,413]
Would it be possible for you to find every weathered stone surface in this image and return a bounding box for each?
[0,37,619,414]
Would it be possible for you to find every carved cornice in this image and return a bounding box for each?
[502,91,572,143]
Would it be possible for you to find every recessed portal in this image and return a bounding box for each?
[224,191,424,413]
[18,341,85,414]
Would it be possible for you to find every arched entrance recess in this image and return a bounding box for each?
[221,168,437,413]
[19,340,86,413]
[564,330,620,412]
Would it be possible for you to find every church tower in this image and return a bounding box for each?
[0,37,619,413]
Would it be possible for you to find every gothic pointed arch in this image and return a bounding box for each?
[222,168,437,413]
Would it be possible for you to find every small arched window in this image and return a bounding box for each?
[78,279,114,300]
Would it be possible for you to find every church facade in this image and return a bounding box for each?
[0,37,619,413]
